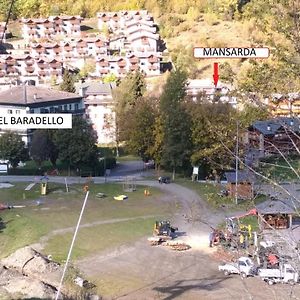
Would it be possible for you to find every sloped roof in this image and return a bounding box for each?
[256,199,296,214]
[84,82,116,95]
[0,86,81,106]
[251,117,300,136]
[225,170,255,183]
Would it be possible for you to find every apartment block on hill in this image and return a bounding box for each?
[21,15,82,40]
[0,55,63,84]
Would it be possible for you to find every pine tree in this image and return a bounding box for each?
[60,69,76,93]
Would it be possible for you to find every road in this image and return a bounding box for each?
[75,181,300,300]
[3,163,300,299]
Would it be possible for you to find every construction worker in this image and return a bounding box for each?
[239,233,245,249]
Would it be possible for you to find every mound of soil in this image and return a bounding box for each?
[0,246,61,299]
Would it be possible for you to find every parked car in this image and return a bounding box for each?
[218,257,257,278]
[158,176,171,184]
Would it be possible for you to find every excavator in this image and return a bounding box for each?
[148,220,178,245]
[153,220,178,239]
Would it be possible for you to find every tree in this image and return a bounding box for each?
[150,115,164,170]
[159,69,191,179]
[113,71,146,142]
[79,61,96,78]
[238,101,270,130]
[187,97,237,176]
[103,73,118,83]
[53,117,98,169]
[30,130,58,167]
[125,97,157,161]
[60,69,76,93]
[0,132,28,168]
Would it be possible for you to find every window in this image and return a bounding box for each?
[64,105,67,111]
[69,104,72,110]
[50,107,55,113]
[30,109,34,113]
[7,109,12,114]
[75,104,79,111]
[58,105,62,111]
[16,110,20,114]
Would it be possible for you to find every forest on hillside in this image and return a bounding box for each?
[1,0,300,95]
[1,0,251,20]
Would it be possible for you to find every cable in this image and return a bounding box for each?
[55,191,90,300]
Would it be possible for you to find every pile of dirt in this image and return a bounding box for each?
[0,246,61,299]
[211,247,237,262]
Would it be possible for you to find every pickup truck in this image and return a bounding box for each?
[258,264,299,285]
[218,257,257,278]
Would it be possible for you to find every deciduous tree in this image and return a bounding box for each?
[159,69,191,179]
[0,132,28,168]
[53,117,98,169]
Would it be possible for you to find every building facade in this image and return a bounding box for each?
[0,85,84,144]
[77,82,116,145]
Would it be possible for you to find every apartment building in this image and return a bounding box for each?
[0,85,84,144]
[21,15,82,40]
[95,52,161,77]
[77,82,116,144]
[0,55,63,84]
[97,10,149,31]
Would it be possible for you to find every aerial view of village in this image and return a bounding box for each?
[0,0,300,299]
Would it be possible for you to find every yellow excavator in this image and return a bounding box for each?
[151,220,178,243]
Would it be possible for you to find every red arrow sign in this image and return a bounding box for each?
[213,62,219,87]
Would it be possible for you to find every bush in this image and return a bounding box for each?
[203,12,219,26]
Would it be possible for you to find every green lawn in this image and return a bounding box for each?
[175,179,266,212]
[44,218,157,262]
[0,182,171,259]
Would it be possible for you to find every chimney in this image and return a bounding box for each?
[267,125,271,131]
[290,120,294,126]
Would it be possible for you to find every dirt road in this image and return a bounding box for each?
[76,182,300,300]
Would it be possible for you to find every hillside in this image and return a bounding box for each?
[3,0,300,94]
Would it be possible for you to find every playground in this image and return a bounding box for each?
[0,180,171,261]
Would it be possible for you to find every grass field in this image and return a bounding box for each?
[0,182,171,259]
[176,179,266,212]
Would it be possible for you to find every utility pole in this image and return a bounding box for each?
[235,120,239,205]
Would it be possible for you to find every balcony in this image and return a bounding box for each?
[117,60,126,67]
[25,66,35,73]
[77,49,86,55]
[99,68,108,74]
[25,60,34,65]
[148,56,158,63]
[6,60,15,66]
[38,70,48,76]
[99,61,109,67]
[118,68,126,74]
[49,63,61,69]
[6,67,17,73]
[130,65,139,71]
[129,57,139,64]
[148,65,158,71]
